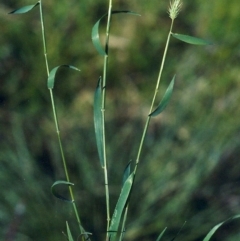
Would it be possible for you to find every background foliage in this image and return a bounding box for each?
[1,0,240,241]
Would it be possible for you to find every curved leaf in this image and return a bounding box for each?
[92,15,106,56]
[91,11,140,56]
[122,161,131,186]
[47,65,80,89]
[149,75,175,117]
[94,77,104,167]
[203,215,240,241]
[156,227,167,241]
[9,2,39,14]
[171,33,212,45]
[108,173,134,241]
[51,180,74,203]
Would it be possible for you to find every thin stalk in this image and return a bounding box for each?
[39,0,49,76]
[39,1,84,238]
[134,19,174,174]
[102,0,113,233]
[49,90,83,235]
[122,19,175,234]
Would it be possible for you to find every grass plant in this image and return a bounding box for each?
[7,0,240,240]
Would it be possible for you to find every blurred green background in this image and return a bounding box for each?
[1,0,240,240]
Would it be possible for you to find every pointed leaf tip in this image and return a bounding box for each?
[9,2,39,14]
[66,222,74,241]
[149,75,175,117]
[172,33,212,45]
[122,161,131,186]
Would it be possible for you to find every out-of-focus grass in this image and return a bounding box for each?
[1,0,240,241]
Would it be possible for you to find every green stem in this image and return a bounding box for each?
[134,19,174,174]
[121,19,175,234]
[39,1,84,238]
[49,89,83,234]
[102,0,113,234]
[39,0,49,76]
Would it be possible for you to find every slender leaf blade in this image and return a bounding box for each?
[108,173,134,241]
[66,222,74,241]
[203,215,240,241]
[91,11,140,56]
[156,227,167,241]
[94,77,104,167]
[172,33,212,45]
[149,75,175,117]
[51,180,74,203]
[9,2,39,14]
[47,65,80,89]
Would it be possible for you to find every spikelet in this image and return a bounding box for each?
[168,0,182,20]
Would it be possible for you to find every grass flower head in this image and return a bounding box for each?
[168,0,182,20]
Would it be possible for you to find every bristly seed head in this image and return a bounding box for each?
[168,0,182,20]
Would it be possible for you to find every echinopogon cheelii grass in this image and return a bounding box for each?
[8,0,240,241]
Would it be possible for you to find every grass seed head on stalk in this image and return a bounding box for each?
[168,0,182,20]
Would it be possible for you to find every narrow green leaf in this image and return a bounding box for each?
[172,33,212,45]
[9,2,39,14]
[156,227,167,241]
[66,222,74,241]
[47,65,80,89]
[108,173,134,241]
[94,77,104,167]
[122,161,131,186]
[91,11,140,56]
[203,215,240,241]
[149,75,175,117]
[51,180,74,203]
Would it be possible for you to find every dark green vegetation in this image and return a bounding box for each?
[1,0,240,240]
